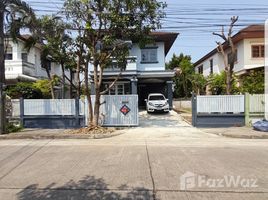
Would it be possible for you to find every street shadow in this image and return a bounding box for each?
[17,175,152,200]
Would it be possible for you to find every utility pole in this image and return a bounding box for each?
[0,3,6,134]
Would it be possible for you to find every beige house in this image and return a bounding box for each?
[194,25,264,77]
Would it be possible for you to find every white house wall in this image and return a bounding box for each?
[5,38,70,81]
[89,42,166,72]
[195,38,265,76]
[243,38,264,70]
[130,42,165,71]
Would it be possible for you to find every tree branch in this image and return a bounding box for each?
[100,72,122,95]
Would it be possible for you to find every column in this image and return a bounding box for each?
[166,80,173,109]
[131,77,138,94]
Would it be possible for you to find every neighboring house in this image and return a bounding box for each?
[194,25,264,77]
[89,32,179,108]
[4,35,71,98]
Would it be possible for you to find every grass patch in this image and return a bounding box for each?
[6,123,23,133]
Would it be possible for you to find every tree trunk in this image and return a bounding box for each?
[61,62,65,99]
[76,55,81,97]
[92,86,100,126]
[45,68,55,99]
[0,6,6,134]
[92,61,100,127]
[84,61,93,125]
[69,70,73,98]
[226,70,232,95]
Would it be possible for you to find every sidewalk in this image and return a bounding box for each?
[201,126,268,139]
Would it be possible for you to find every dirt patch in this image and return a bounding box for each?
[67,126,116,135]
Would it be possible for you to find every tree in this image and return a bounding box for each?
[166,53,203,98]
[207,71,239,95]
[0,0,35,134]
[42,16,74,99]
[64,0,166,127]
[213,16,238,95]
[191,73,207,95]
[240,69,264,94]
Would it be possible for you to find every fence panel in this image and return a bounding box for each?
[249,94,265,113]
[83,95,138,126]
[24,99,76,116]
[197,95,244,113]
[102,95,139,126]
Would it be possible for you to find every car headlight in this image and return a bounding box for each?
[165,101,168,106]
[149,102,154,106]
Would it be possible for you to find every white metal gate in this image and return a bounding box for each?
[82,95,139,126]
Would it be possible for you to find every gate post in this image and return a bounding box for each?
[245,93,250,126]
[191,93,197,126]
[75,97,80,128]
[19,98,24,127]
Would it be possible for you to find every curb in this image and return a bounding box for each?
[206,132,268,139]
[0,132,124,140]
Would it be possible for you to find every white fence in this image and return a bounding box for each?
[197,95,245,113]
[249,94,265,113]
[11,95,139,127]
[82,95,139,126]
[24,99,76,116]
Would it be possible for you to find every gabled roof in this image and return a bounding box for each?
[194,24,264,67]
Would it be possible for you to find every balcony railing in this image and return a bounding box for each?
[104,56,137,71]
[5,60,36,77]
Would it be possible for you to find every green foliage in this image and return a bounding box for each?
[64,0,166,71]
[33,80,52,99]
[208,71,239,95]
[6,123,23,134]
[166,53,191,70]
[240,69,264,94]
[207,72,226,95]
[6,82,43,99]
[191,73,207,95]
[167,53,206,98]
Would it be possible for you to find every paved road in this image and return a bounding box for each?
[0,111,268,199]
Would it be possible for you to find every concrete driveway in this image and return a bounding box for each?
[0,111,268,199]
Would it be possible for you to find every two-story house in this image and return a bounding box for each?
[5,35,71,98]
[194,25,264,78]
[90,32,179,108]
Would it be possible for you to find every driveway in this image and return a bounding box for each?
[0,111,268,199]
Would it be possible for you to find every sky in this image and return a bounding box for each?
[23,0,268,62]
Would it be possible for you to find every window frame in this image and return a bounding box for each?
[198,65,203,74]
[140,47,158,64]
[108,83,125,95]
[252,45,264,58]
[5,53,13,60]
[209,59,213,74]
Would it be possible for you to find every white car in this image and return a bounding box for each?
[145,93,169,113]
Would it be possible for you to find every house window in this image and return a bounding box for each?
[141,48,158,63]
[21,53,28,62]
[209,59,213,74]
[227,50,238,64]
[5,53,13,60]
[252,45,264,58]
[108,83,125,95]
[198,65,203,74]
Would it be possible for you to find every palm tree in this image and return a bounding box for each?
[0,0,35,134]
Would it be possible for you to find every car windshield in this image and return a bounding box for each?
[149,95,165,100]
